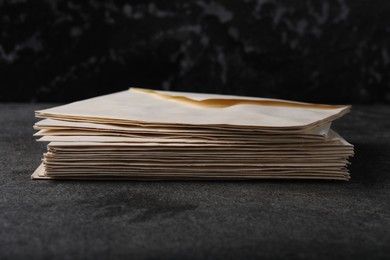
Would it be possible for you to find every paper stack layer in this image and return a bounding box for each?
[32,88,354,180]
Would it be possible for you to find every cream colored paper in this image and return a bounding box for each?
[36,88,349,129]
[32,88,354,181]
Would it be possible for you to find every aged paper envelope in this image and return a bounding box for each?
[36,88,349,130]
[32,88,353,181]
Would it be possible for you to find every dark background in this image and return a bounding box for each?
[1,2,390,259]
[1,0,389,104]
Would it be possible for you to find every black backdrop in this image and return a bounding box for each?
[1,0,389,103]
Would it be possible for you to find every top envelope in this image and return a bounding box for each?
[36,88,350,130]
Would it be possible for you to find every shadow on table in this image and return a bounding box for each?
[349,143,390,186]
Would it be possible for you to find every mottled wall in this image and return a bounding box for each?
[1,0,389,103]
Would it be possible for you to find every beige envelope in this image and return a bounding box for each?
[34,118,331,136]
[32,164,349,181]
[36,88,350,130]
[32,88,353,181]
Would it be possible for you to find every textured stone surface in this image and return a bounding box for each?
[1,0,390,103]
[0,103,389,259]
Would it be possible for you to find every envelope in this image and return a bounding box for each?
[32,88,354,181]
[36,88,350,130]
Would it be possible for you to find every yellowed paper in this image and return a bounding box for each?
[33,88,353,181]
[36,88,349,129]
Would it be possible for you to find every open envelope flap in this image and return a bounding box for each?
[36,88,350,128]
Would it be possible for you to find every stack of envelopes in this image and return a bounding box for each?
[32,88,354,180]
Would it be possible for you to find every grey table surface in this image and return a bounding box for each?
[0,103,389,260]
